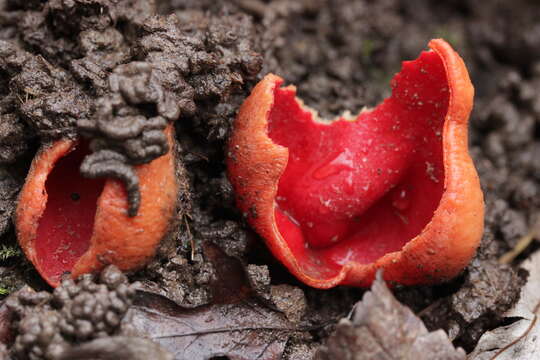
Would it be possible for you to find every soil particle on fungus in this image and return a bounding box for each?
[77,61,179,216]
[78,63,175,160]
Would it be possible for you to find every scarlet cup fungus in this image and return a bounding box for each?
[16,125,178,287]
[227,39,484,288]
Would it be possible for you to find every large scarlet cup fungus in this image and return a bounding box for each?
[227,39,484,288]
[16,125,178,287]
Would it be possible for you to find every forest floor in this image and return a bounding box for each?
[0,0,539,359]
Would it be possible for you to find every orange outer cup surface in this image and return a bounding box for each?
[227,39,484,288]
[16,125,178,287]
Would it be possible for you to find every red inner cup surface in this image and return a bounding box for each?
[35,143,104,284]
[267,50,448,272]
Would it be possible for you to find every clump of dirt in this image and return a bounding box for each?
[6,265,136,359]
[0,0,539,358]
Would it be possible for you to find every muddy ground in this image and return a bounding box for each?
[0,0,539,358]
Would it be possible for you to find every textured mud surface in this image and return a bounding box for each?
[6,265,135,359]
[0,0,539,358]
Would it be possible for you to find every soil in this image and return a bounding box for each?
[0,0,539,358]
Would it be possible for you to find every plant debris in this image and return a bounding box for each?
[316,272,466,360]
[499,216,540,264]
[128,291,295,360]
[77,61,177,216]
[469,250,540,360]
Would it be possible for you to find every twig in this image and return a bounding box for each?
[255,339,276,360]
[152,320,336,340]
[488,301,540,360]
[186,150,209,162]
[184,217,195,261]
[499,216,540,264]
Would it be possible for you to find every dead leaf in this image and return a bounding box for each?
[316,272,466,360]
[202,242,252,303]
[127,290,295,360]
[469,250,540,360]
[128,242,310,359]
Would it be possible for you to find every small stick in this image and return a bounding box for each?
[488,301,540,360]
[499,216,540,264]
[184,217,195,261]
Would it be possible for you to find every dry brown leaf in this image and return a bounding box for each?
[127,290,294,360]
[469,250,540,360]
[316,272,465,360]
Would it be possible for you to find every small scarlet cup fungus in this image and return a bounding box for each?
[16,125,178,287]
[227,39,484,288]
